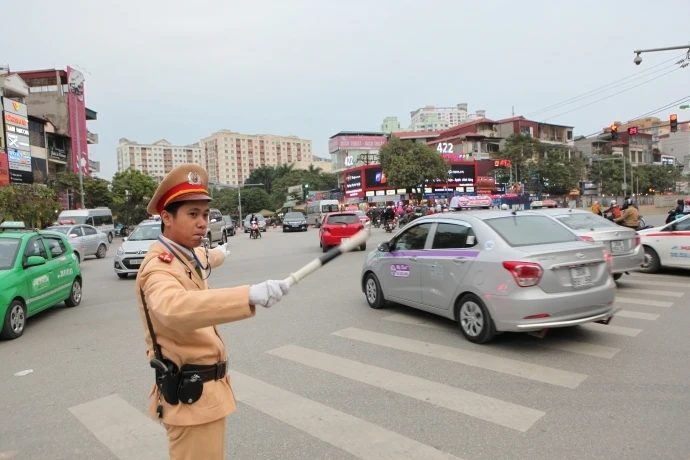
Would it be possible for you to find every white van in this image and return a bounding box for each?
[305,200,340,227]
[57,208,116,243]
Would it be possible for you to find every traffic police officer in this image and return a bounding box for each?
[135,164,289,459]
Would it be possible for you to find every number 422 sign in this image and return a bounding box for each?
[436,143,454,153]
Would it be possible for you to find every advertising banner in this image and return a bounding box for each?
[364,167,388,189]
[344,169,363,196]
[446,164,476,186]
[8,148,32,172]
[2,98,28,117]
[6,132,31,152]
[66,66,89,175]
[329,135,387,153]
[0,151,9,186]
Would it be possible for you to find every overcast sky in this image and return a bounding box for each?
[6,0,690,180]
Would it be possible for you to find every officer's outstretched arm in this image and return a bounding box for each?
[200,246,227,269]
[142,270,255,332]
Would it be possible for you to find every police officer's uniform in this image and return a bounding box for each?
[135,164,270,459]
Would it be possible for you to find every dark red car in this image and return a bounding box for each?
[319,212,367,253]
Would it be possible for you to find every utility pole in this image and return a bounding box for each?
[68,69,86,209]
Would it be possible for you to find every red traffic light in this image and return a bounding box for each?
[670,114,678,121]
[628,127,638,135]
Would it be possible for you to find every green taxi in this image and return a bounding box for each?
[0,221,83,340]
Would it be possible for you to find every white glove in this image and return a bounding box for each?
[249,280,290,308]
[214,243,231,258]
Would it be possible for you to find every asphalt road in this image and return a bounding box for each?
[1,216,689,460]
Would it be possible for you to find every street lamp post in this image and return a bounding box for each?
[632,44,690,65]
[234,182,263,223]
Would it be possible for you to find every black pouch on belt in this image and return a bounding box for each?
[177,361,227,405]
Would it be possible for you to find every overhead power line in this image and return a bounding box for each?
[526,53,687,117]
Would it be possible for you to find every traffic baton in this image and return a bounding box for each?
[284,223,371,288]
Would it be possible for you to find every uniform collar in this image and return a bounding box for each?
[159,235,195,263]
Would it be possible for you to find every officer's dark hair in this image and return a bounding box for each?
[161,201,185,233]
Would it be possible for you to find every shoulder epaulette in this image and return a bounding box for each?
[158,252,174,263]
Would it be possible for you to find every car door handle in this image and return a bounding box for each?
[454,257,468,264]
[408,257,418,261]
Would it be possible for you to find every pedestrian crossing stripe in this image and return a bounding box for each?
[616,310,659,321]
[266,344,545,432]
[616,288,683,298]
[331,327,587,388]
[615,297,673,308]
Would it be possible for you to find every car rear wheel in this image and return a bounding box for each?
[359,243,366,251]
[96,244,107,259]
[640,246,661,274]
[65,278,82,307]
[456,294,495,344]
[322,242,329,253]
[613,273,623,281]
[1,300,26,340]
[108,232,113,243]
[364,273,386,309]
[221,232,227,244]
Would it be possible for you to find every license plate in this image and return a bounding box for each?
[341,238,349,242]
[129,259,143,266]
[610,240,626,253]
[570,266,592,287]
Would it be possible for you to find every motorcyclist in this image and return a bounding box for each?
[603,200,621,221]
[591,200,602,216]
[249,214,258,224]
[614,202,639,229]
[382,206,395,227]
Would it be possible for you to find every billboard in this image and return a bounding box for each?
[66,66,89,175]
[446,163,475,186]
[329,135,387,153]
[344,169,363,194]
[364,166,388,189]
[0,151,9,186]
[1,97,32,184]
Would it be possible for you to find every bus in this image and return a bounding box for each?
[305,200,340,227]
[56,208,116,243]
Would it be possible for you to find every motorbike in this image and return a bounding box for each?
[249,222,261,239]
[374,218,381,228]
[384,218,397,233]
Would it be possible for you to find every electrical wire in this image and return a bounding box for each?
[542,67,684,123]
[525,53,687,117]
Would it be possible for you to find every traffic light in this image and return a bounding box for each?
[670,114,678,133]
[303,183,310,201]
[627,126,638,135]
[610,124,619,140]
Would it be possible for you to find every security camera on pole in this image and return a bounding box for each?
[632,43,690,66]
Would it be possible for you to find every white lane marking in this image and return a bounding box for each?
[617,279,688,288]
[0,451,18,459]
[13,369,33,376]
[581,323,642,337]
[615,297,673,308]
[382,313,619,359]
[266,345,545,433]
[232,371,463,460]
[68,394,168,460]
[332,327,587,389]
[616,288,684,298]
[616,310,660,321]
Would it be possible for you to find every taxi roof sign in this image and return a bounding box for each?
[0,221,26,229]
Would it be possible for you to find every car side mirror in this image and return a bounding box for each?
[69,233,78,238]
[26,255,46,267]
[123,237,128,242]
[378,242,391,252]
[466,235,476,246]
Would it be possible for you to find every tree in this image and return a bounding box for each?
[245,166,276,193]
[0,184,62,228]
[110,169,159,225]
[499,134,542,183]
[240,187,271,214]
[378,136,449,189]
[53,172,113,209]
[537,150,585,195]
[268,170,338,209]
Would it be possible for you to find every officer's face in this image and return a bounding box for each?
[163,201,210,248]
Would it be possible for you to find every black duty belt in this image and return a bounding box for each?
[180,360,228,383]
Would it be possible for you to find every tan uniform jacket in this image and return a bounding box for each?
[615,206,639,227]
[135,240,255,426]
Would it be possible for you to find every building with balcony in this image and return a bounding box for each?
[11,68,98,177]
[200,130,313,186]
[426,119,502,161]
[116,138,205,182]
[408,103,486,132]
[574,127,654,165]
[496,116,574,148]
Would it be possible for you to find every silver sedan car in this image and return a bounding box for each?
[530,208,643,281]
[361,210,618,344]
[46,223,110,261]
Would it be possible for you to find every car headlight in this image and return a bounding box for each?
[116,247,124,255]
[301,221,307,225]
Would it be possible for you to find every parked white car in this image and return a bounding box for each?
[638,213,690,273]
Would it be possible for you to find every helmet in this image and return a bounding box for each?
[500,204,509,210]
[610,200,616,206]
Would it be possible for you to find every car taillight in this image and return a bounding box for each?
[579,235,594,242]
[322,226,330,233]
[603,249,613,274]
[502,261,543,287]
[634,233,641,247]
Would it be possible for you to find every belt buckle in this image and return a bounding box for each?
[216,360,228,380]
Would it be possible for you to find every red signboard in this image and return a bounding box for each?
[0,151,9,186]
[67,67,89,175]
[329,135,387,153]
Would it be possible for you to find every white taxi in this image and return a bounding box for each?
[638,213,690,273]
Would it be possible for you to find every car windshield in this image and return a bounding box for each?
[553,213,618,230]
[327,214,359,225]
[484,215,580,247]
[322,204,339,213]
[0,239,21,270]
[58,215,86,224]
[46,226,70,234]
[284,213,304,220]
[128,224,161,241]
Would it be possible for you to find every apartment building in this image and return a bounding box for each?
[116,138,204,182]
[200,130,313,185]
[409,103,486,132]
